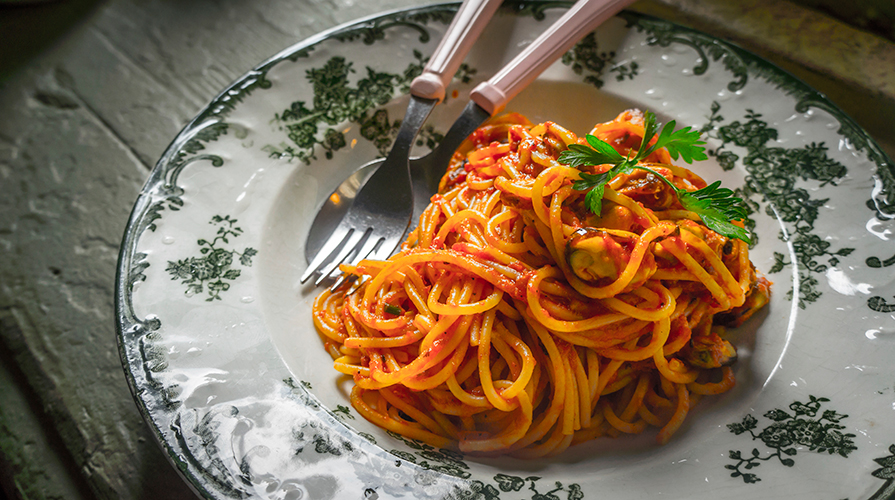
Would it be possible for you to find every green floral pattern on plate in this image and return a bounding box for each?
[266,52,427,163]
[166,215,257,301]
[726,396,856,483]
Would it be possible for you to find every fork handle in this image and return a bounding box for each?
[470,0,636,115]
[409,0,503,103]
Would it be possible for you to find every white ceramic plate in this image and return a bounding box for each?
[116,3,895,499]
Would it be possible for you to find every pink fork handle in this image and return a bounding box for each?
[409,0,504,102]
[471,0,637,115]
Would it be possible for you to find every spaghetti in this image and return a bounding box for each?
[312,110,771,457]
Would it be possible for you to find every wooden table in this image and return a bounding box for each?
[0,0,892,498]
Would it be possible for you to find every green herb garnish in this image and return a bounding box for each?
[558,111,751,243]
[384,304,403,316]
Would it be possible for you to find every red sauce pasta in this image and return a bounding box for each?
[312,110,770,458]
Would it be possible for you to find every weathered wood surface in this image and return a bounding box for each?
[0,0,891,498]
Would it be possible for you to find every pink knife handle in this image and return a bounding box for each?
[410,0,504,103]
[471,0,636,115]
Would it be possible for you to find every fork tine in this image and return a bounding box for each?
[367,236,399,261]
[328,231,404,290]
[300,227,353,284]
[313,227,370,286]
[323,231,386,289]
[327,273,352,292]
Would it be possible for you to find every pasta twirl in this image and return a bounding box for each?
[311,110,771,458]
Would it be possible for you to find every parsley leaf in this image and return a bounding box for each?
[671,181,751,243]
[561,141,624,168]
[573,168,621,214]
[557,110,750,243]
[644,119,708,163]
[383,304,403,316]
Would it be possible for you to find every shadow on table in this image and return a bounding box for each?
[0,0,106,82]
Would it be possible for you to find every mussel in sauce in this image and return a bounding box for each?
[565,228,656,289]
[682,332,738,369]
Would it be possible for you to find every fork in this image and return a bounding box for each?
[302,0,637,286]
[299,0,503,286]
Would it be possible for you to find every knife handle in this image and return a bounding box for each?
[410,0,504,103]
[471,0,636,115]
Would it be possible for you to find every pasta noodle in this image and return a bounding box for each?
[311,110,771,457]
